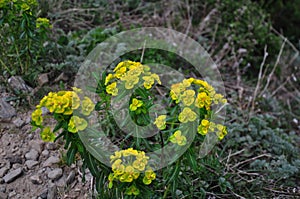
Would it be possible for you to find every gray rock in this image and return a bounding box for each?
[8,190,16,198]
[3,168,22,183]
[6,156,22,164]
[0,167,9,178]
[8,76,33,93]
[55,175,66,187]
[12,118,24,128]
[0,192,7,199]
[41,150,49,157]
[37,73,49,86]
[43,156,60,167]
[25,160,39,169]
[39,190,47,199]
[47,168,63,180]
[66,170,76,185]
[29,140,44,153]
[45,143,56,150]
[47,183,57,199]
[0,98,16,121]
[30,175,43,185]
[25,149,39,161]
[0,185,6,192]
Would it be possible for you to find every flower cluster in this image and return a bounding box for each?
[36,17,52,29]
[105,60,161,96]
[109,148,156,195]
[31,87,94,141]
[169,130,187,146]
[198,119,227,140]
[129,98,143,112]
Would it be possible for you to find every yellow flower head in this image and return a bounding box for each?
[115,67,127,78]
[121,75,139,89]
[40,127,55,142]
[125,185,140,196]
[54,96,70,113]
[178,107,197,123]
[81,97,95,116]
[197,119,210,135]
[181,89,195,106]
[31,109,43,126]
[143,168,156,185]
[71,92,81,110]
[129,98,143,111]
[154,115,167,130]
[68,116,88,133]
[105,73,114,85]
[106,82,118,96]
[195,92,211,109]
[169,130,187,146]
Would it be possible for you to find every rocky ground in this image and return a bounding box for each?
[0,77,93,199]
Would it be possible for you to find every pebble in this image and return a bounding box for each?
[45,143,56,150]
[0,167,9,178]
[66,171,76,185]
[43,156,60,167]
[39,190,47,199]
[8,190,17,198]
[47,183,57,199]
[6,156,22,164]
[3,168,23,183]
[12,118,25,128]
[25,160,39,169]
[29,140,44,153]
[30,175,43,185]
[25,149,39,161]
[41,150,49,157]
[47,168,63,180]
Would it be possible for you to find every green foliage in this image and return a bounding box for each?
[0,0,51,79]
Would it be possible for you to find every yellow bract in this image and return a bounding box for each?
[68,116,88,133]
[106,82,118,96]
[169,130,187,146]
[181,89,195,106]
[178,107,197,123]
[40,127,56,142]
[31,108,43,126]
[129,98,143,111]
[81,97,95,116]
[154,115,167,130]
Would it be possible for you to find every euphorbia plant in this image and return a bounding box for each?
[32,60,228,198]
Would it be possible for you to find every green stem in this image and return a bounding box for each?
[0,58,12,75]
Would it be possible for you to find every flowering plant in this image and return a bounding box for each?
[32,60,228,198]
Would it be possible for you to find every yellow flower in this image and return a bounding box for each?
[170,82,186,103]
[122,148,139,157]
[129,98,143,111]
[181,89,195,106]
[132,160,146,171]
[81,97,95,116]
[105,74,114,85]
[216,124,227,140]
[169,130,187,146]
[68,116,88,133]
[125,185,140,196]
[54,96,70,113]
[178,107,197,123]
[71,92,81,109]
[143,169,156,185]
[195,92,211,109]
[114,61,125,72]
[36,17,51,29]
[142,75,155,89]
[121,75,139,89]
[21,3,30,11]
[197,119,210,135]
[115,67,127,78]
[31,109,43,126]
[72,87,82,93]
[110,151,122,162]
[154,115,167,130]
[106,82,118,96]
[40,127,55,142]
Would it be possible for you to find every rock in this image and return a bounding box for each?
[30,175,43,185]
[41,150,49,157]
[37,73,49,86]
[3,168,22,183]
[8,190,16,198]
[0,185,6,192]
[54,72,69,83]
[25,149,39,161]
[45,143,56,150]
[6,156,22,164]
[47,183,57,199]
[0,167,9,178]
[8,76,33,93]
[0,192,7,199]
[39,190,47,199]
[25,160,39,169]
[29,140,44,154]
[12,118,24,128]
[47,168,63,180]
[55,175,66,187]
[0,98,16,122]
[43,156,60,167]
[66,171,76,185]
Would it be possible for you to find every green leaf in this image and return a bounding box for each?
[84,153,99,177]
[66,145,77,165]
[186,147,198,171]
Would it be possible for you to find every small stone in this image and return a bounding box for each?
[12,163,22,169]
[25,160,39,169]
[8,190,16,198]
[25,149,39,161]
[41,150,49,157]
[37,73,49,86]
[0,192,7,199]
[0,167,9,178]
[30,175,43,185]
[43,156,60,167]
[0,98,16,122]
[47,168,63,180]
[55,176,66,187]
[0,185,6,192]
[3,168,22,183]
[39,190,47,199]
[29,140,44,153]
[45,143,56,150]
[47,183,57,199]
[66,171,76,185]
[6,156,22,164]
[12,118,24,128]
[8,76,33,93]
